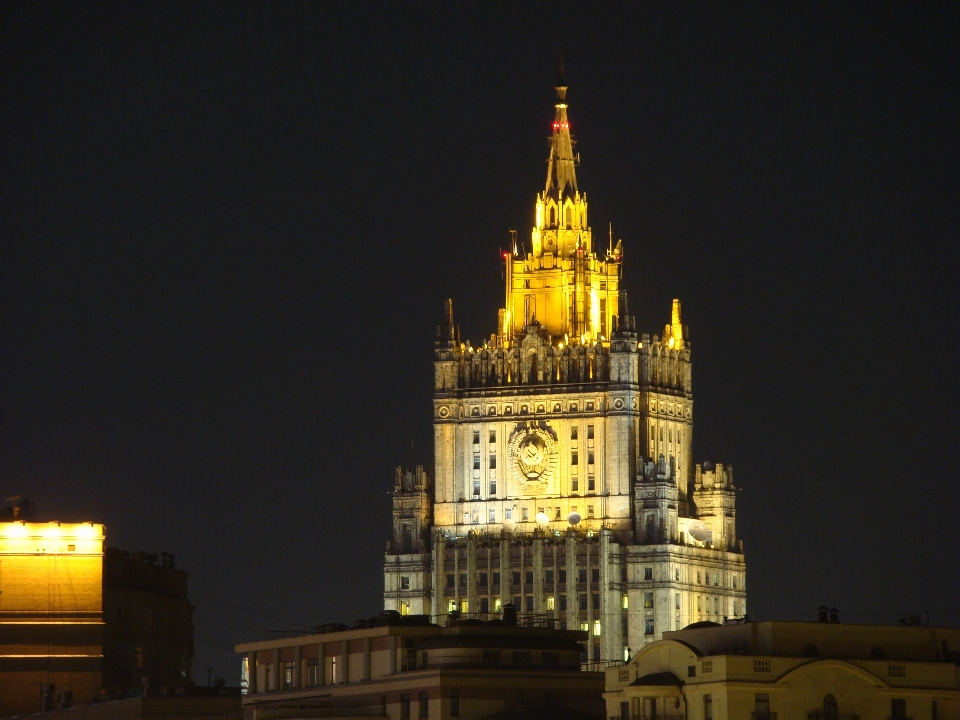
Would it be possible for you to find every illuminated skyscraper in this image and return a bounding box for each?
[384,76,746,664]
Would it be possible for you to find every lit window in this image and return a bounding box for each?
[505,508,512,520]
[400,576,410,590]
[489,509,496,523]
[622,594,629,609]
[594,620,601,636]
[494,598,502,612]
[644,592,653,609]
[460,599,468,613]
[644,619,654,636]
[587,505,594,518]
[522,508,529,521]
[547,596,555,610]
[489,430,496,443]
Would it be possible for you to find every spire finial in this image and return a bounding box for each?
[545,66,576,198]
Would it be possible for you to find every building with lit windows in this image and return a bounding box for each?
[0,520,105,716]
[604,619,960,720]
[384,75,747,665]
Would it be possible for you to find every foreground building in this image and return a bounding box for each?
[236,611,604,720]
[103,547,195,698]
[384,77,746,663]
[0,520,105,716]
[604,619,960,720]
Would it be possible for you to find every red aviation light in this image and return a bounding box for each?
[502,251,510,259]
[551,122,570,130]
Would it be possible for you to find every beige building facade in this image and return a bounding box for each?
[384,78,746,665]
[604,620,960,720]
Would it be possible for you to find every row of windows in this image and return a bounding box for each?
[471,425,597,445]
[445,568,602,589]
[400,690,461,719]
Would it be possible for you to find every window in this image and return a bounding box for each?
[704,695,713,720]
[588,476,595,492]
[594,620,601,636]
[526,596,534,611]
[822,694,837,720]
[755,694,770,718]
[483,650,501,667]
[891,700,906,720]
[592,593,600,609]
[494,597,502,612]
[283,661,295,689]
[543,651,559,670]
[493,572,500,586]
[522,508,529,521]
[559,569,566,584]
[587,424,594,439]
[489,430,496,443]
[688,665,696,678]
[480,597,489,613]
[306,658,318,686]
[473,431,479,444]
[675,593,681,609]
[697,571,701,583]
[400,576,410,590]
[526,571,533,585]
[733,576,738,589]
[546,569,554,584]
[753,659,771,672]
[644,567,653,580]
[446,574,455,588]
[473,454,480,470]
[579,594,588,610]
[622,594,629,609]
[702,660,713,673]
[460,599,468,613]
[644,591,653,609]
[587,505,594,518]
[479,572,488,586]
[450,689,461,717]
[592,568,600,583]
[676,568,680,581]
[714,597,719,613]
[547,596,555,610]
[713,572,719,586]
[489,454,497,469]
[697,596,702,611]
[489,509,496,522]
[578,569,587,583]
[473,478,480,497]
[419,692,429,718]
[459,573,467,587]
[644,619,654,635]
[512,572,521,585]
[571,451,579,465]
[505,508,512,520]
[560,594,567,610]
[572,478,579,492]
[888,664,906,677]
[588,450,594,465]
[571,426,578,440]
[448,599,457,612]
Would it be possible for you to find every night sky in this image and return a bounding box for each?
[2,4,958,685]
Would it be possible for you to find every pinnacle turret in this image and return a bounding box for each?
[544,78,577,200]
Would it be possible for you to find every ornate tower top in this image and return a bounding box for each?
[545,70,578,201]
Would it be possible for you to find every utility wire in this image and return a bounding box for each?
[189,591,314,629]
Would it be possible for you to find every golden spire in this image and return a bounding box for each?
[544,63,577,200]
[666,299,684,350]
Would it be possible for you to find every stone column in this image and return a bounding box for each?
[499,536,510,612]
[294,645,301,688]
[341,640,350,684]
[467,538,478,615]
[318,643,325,686]
[273,648,280,690]
[533,534,544,613]
[363,637,371,681]
[566,533,578,630]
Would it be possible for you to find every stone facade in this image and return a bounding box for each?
[384,78,746,665]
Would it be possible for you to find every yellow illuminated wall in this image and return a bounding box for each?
[0,521,104,716]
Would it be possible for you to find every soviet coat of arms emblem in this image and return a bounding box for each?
[508,421,558,494]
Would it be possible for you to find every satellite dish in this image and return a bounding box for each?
[535,512,550,527]
[502,519,516,532]
[688,521,710,543]
[568,512,581,526]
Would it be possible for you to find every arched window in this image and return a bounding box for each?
[549,207,556,225]
[823,695,838,720]
[565,207,572,226]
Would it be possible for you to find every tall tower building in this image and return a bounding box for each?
[384,76,746,664]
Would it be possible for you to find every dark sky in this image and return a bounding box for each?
[2,3,958,684]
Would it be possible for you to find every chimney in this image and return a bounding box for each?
[817,606,829,623]
[828,607,839,623]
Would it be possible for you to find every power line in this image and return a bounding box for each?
[189,591,314,629]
